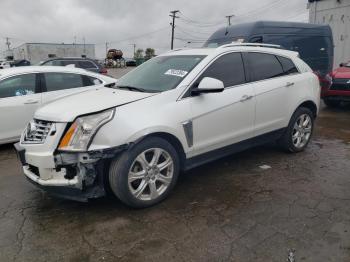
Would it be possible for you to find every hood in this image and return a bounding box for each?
[332,67,350,79]
[35,87,155,122]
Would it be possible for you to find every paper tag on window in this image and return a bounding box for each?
[164,69,188,78]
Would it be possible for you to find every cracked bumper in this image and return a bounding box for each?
[14,142,128,202]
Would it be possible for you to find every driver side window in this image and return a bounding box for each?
[194,52,246,88]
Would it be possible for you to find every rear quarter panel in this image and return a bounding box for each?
[287,57,320,122]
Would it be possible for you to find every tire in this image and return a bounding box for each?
[108,137,180,208]
[278,107,314,153]
[323,99,341,108]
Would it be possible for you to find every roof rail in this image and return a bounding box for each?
[218,42,282,49]
[167,48,186,53]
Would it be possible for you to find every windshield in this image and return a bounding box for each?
[116,55,205,92]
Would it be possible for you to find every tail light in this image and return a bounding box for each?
[313,71,331,89]
[100,68,108,75]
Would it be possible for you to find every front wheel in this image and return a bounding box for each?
[278,107,314,153]
[108,137,180,208]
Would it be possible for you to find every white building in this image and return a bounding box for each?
[12,43,95,64]
[308,0,350,67]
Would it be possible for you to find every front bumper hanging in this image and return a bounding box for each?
[14,143,129,202]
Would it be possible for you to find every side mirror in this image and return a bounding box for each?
[339,63,345,67]
[191,77,224,96]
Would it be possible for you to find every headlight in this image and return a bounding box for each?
[58,108,115,151]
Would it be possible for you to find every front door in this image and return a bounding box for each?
[188,52,255,156]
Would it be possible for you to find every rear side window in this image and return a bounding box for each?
[276,56,298,75]
[198,52,246,88]
[78,60,97,69]
[0,74,37,98]
[246,53,284,82]
[44,73,84,92]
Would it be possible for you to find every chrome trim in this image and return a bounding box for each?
[182,120,193,147]
[23,166,79,186]
[22,119,54,144]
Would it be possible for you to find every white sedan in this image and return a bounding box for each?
[0,60,11,69]
[0,66,116,144]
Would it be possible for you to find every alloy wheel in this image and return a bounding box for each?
[292,114,312,149]
[128,148,174,201]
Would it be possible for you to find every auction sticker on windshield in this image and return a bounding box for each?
[164,69,188,78]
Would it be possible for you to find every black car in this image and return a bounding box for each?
[40,57,108,75]
[204,21,334,77]
[125,58,137,67]
[11,59,31,67]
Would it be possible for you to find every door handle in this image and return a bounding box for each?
[24,100,39,105]
[240,95,253,102]
[286,82,294,87]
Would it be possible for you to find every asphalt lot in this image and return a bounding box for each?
[0,68,350,261]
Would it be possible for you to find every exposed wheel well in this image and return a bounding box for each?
[142,132,186,171]
[298,101,317,118]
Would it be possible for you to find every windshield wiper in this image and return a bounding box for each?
[116,85,147,92]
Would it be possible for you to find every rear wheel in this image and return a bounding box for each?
[278,107,314,153]
[323,99,341,108]
[109,137,180,208]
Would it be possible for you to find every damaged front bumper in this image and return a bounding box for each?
[14,142,128,202]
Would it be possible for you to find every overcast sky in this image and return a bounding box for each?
[0,0,309,58]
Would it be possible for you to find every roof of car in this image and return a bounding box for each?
[162,44,299,58]
[0,66,95,76]
[44,57,96,61]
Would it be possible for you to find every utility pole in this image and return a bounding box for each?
[105,42,109,56]
[83,37,86,55]
[130,43,136,58]
[5,37,11,50]
[225,14,234,26]
[169,10,180,50]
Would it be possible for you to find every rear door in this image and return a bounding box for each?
[243,52,296,136]
[0,73,42,142]
[189,52,255,156]
[41,72,100,105]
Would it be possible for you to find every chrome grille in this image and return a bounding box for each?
[330,79,350,91]
[23,119,53,144]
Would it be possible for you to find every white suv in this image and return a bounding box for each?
[15,43,320,208]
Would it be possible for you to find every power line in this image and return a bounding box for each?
[175,27,210,40]
[170,10,180,50]
[233,0,286,19]
[178,18,225,28]
[174,37,206,43]
[176,25,214,35]
[96,27,168,45]
[179,11,223,26]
